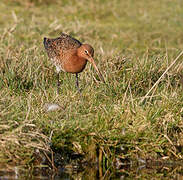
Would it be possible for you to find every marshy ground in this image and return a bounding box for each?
[0,0,183,177]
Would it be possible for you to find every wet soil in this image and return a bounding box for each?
[1,146,183,179]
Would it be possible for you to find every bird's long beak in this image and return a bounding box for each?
[88,57,105,83]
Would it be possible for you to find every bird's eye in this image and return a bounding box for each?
[84,50,88,54]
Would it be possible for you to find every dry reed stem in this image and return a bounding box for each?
[140,51,183,104]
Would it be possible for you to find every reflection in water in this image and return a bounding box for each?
[0,163,183,180]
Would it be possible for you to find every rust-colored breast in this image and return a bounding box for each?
[62,55,87,73]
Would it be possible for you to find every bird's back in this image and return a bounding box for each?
[43,33,82,59]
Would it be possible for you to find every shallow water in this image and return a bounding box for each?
[1,163,183,180]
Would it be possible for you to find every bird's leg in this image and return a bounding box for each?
[75,73,81,93]
[57,73,60,94]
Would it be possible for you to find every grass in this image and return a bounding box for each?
[0,0,183,167]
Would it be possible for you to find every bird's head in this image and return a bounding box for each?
[77,44,94,59]
[77,44,105,83]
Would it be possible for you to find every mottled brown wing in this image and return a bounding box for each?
[58,33,82,51]
[44,33,82,59]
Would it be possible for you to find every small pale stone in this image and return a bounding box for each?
[44,103,61,112]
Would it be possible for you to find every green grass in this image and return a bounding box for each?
[0,0,183,167]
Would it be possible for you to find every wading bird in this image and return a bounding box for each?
[43,33,105,92]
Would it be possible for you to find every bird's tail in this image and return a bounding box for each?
[43,37,49,49]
